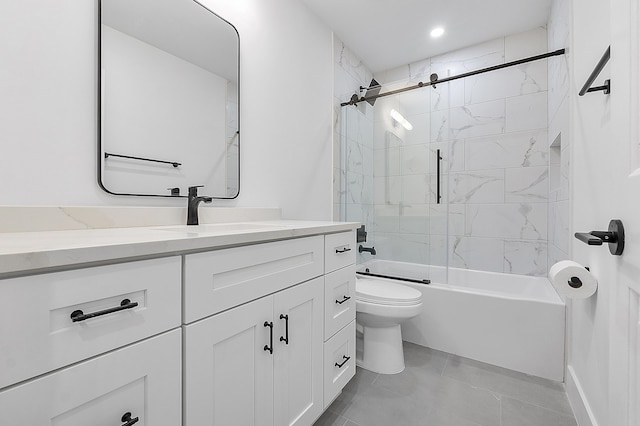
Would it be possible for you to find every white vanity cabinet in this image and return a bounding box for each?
[0,257,183,425]
[183,236,325,426]
[0,222,359,426]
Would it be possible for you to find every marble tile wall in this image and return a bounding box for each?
[547,0,571,269]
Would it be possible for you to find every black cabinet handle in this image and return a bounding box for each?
[264,321,274,354]
[335,355,351,368]
[70,299,138,322]
[279,314,289,345]
[335,247,352,253]
[121,412,139,426]
[335,295,351,305]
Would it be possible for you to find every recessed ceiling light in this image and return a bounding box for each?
[430,27,445,38]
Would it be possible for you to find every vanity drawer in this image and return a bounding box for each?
[325,231,356,273]
[0,257,181,390]
[0,329,181,425]
[324,265,356,341]
[184,235,324,323]
[323,321,356,408]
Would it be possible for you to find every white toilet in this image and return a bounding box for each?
[355,277,423,374]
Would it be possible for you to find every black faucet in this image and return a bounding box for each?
[359,245,376,255]
[187,186,213,225]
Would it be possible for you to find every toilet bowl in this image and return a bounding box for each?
[355,277,423,374]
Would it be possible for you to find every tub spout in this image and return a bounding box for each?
[359,245,376,255]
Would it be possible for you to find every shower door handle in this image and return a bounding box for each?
[436,149,442,204]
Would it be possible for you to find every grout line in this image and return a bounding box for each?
[370,371,380,386]
[501,394,576,419]
[441,352,452,376]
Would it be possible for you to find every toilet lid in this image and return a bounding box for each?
[356,278,423,305]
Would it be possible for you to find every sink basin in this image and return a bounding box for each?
[152,222,287,235]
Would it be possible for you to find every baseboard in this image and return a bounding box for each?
[566,365,599,426]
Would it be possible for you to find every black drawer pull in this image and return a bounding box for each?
[121,412,139,426]
[70,299,138,322]
[335,247,351,253]
[279,314,289,345]
[335,295,351,305]
[264,321,274,354]
[335,355,351,368]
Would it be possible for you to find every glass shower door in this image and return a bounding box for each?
[341,83,449,284]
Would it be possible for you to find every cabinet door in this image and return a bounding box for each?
[273,278,324,426]
[184,297,274,426]
[0,329,181,426]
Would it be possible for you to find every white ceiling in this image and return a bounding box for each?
[302,0,553,73]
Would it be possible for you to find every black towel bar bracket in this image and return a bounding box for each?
[579,46,611,96]
[574,219,625,255]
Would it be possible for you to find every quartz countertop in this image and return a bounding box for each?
[0,220,359,277]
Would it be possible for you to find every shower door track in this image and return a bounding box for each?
[340,48,566,107]
[357,270,431,285]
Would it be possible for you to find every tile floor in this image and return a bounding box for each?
[314,342,577,426]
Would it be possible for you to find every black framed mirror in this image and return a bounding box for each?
[98,0,239,198]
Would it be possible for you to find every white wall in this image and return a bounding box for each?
[568,0,613,424]
[0,0,333,220]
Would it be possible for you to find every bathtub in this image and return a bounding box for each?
[358,260,565,381]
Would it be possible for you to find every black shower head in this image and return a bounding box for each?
[363,78,381,106]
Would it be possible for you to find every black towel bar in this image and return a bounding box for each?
[104,152,181,168]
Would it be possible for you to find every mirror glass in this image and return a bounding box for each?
[99,0,239,198]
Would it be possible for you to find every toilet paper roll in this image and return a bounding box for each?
[549,260,598,299]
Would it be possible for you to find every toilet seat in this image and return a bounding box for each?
[356,279,422,306]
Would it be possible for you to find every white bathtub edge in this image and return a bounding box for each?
[566,365,599,426]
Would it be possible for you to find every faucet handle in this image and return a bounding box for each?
[188,185,205,197]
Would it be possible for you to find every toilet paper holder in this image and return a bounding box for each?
[568,276,584,288]
[574,219,625,255]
